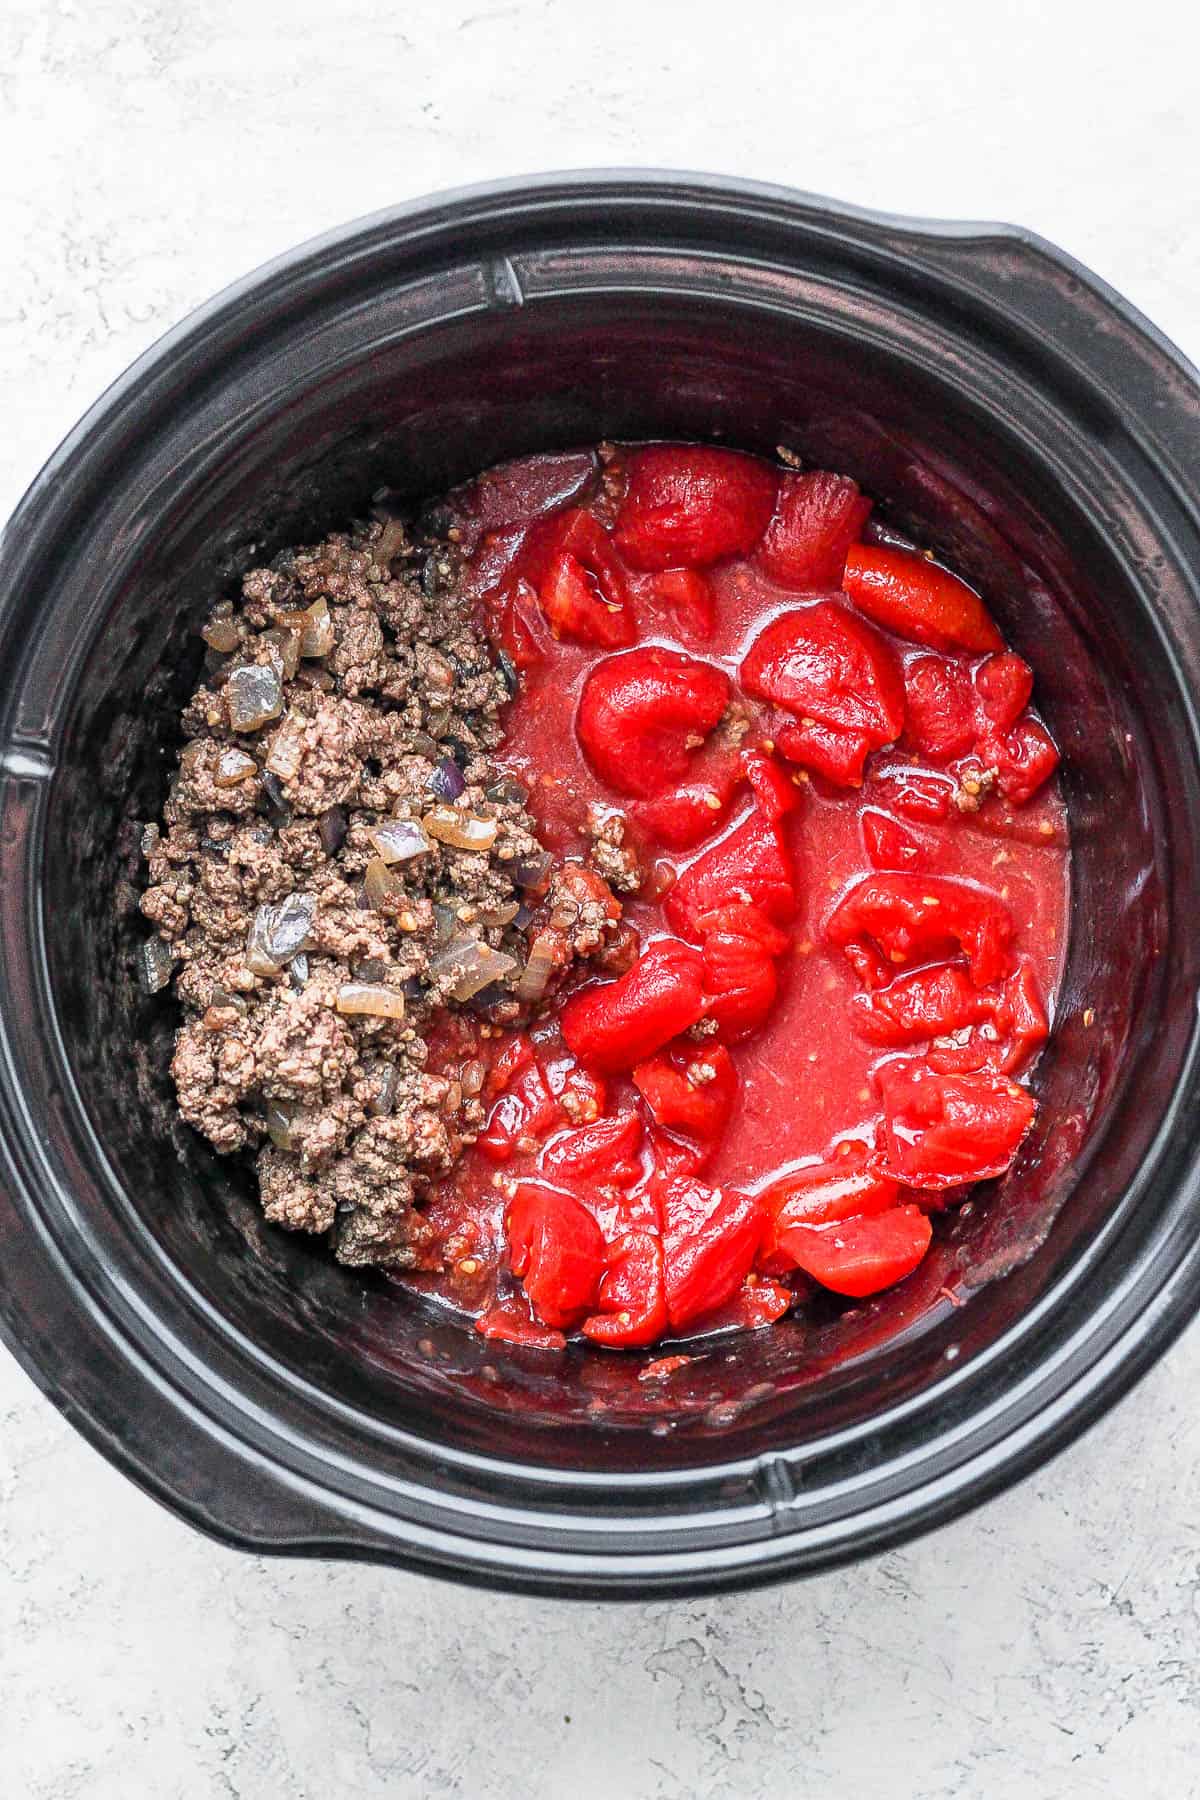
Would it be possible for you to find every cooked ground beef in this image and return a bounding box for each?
[140,515,623,1267]
[586,804,643,895]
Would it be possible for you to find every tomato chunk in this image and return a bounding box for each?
[475,1303,566,1351]
[741,601,905,787]
[539,550,636,648]
[660,1178,766,1330]
[478,1061,561,1162]
[693,902,790,956]
[755,469,871,589]
[632,781,734,851]
[577,646,731,799]
[560,938,707,1073]
[699,922,780,1043]
[631,730,747,848]
[486,1031,536,1096]
[633,1042,738,1142]
[758,1155,901,1276]
[827,873,1014,988]
[464,523,525,606]
[851,962,994,1046]
[538,1111,643,1186]
[775,717,877,787]
[740,748,799,820]
[506,1182,607,1327]
[649,568,716,642]
[762,1157,900,1227]
[694,1275,794,1331]
[843,545,1004,654]
[877,1061,1036,1189]
[665,806,797,940]
[679,890,792,1047]
[642,1128,712,1200]
[993,960,1049,1074]
[975,652,1034,729]
[874,958,1051,1077]
[782,1206,933,1297]
[538,1044,607,1123]
[869,765,956,823]
[614,445,778,570]
[581,1231,668,1346]
[518,506,632,608]
[862,809,926,872]
[450,450,597,546]
[903,655,976,761]
[496,578,553,670]
[979,716,1060,805]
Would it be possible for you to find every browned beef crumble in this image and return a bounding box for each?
[139,516,623,1268]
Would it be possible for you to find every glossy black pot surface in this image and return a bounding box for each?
[2,173,1200,1597]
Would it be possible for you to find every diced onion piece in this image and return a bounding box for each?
[368,1063,401,1116]
[272,596,336,659]
[246,893,316,973]
[268,893,316,960]
[138,934,176,994]
[370,818,432,864]
[264,1101,297,1150]
[246,923,282,977]
[265,712,307,781]
[319,804,349,856]
[426,756,466,802]
[511,850,553,890]
[430,936,517,1001]
[210,986,248,1015]
[214,747,257,788]
[272,605,310,632]
[259,770,290,823]
[515,930,558,1003]
[336,982,406,1020]
[201,616,241,654]
[226,662,283,732]
[423,806,499,851]
[261,627,301,680]
[479,900,520,928]
[301,597,335,658]
[363,856,400,909]
[487,776,529,805]
[432,902,458,944]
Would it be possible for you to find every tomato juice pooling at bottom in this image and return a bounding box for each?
[404,442,1070,1352]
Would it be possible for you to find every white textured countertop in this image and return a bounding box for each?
[3,2,1200,1794]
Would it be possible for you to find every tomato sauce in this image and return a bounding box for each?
[402,445,1071,1351]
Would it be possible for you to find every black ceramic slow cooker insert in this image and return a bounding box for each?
[2,173,1199,1597]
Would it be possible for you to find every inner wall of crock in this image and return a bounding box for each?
[47,292,1190,1464]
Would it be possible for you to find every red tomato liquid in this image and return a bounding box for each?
[402,446,1071,1350]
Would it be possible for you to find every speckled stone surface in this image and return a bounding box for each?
[3,3,1200,1794]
